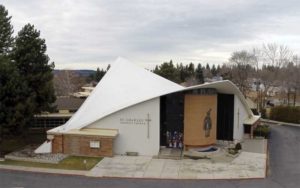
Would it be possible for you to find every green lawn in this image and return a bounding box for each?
[0,156,102,170]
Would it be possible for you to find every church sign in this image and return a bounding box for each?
[119,118,147,125]
[119,114,152,139]
[119,113,151,126]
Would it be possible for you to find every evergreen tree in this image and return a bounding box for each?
[94,67,106,82]
[106,64,111,71]
[0,56,33,133]
[153,65,159,74]
[204,63,212,78]
[0,5,31,152]
[211,64,217,76]
[13,24,56,113]
[216,65,221,75]
[177,63,186,82]
[186,62,195,78]
[206,63,210,71]
[0,5,13,55]
[195,63,204,84]
[154,60,180,83]
[0,56,35,156]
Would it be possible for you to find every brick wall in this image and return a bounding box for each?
[52,134,63,153]
[63,135,114,157]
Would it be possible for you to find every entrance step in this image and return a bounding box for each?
[155,148,183,160]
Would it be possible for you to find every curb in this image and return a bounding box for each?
[265,139,269,177]
[0,164,87,176]
[261,119,300,127]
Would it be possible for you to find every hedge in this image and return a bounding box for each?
[254,125,271,139]
[270,106,300,124]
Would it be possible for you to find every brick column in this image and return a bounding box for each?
[51,134,63,153]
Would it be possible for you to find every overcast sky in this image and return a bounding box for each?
[2,0,300,69]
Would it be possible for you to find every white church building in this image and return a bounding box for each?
[36,58,260,157]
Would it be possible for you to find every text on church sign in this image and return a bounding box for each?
[119,118,147,125]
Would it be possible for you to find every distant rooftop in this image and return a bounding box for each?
[53,96,85,111]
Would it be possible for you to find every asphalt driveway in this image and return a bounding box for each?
[0,124,299,188]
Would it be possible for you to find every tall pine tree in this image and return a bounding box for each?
[0,56,33,134]
[13,24,56,113]
[195,63,204,84]
[0,6,26,153]
[211,64,217,76]
[186,63,195,78]
[94,67,106,82]
[0,5,13,55]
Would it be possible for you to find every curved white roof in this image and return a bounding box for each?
[60,57,184,131]
[53,58,258,133]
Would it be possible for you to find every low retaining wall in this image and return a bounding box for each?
[4,155,61,164]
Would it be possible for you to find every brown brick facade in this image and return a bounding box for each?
[63,135,113,157]
[51,134,114,157]
[52,134,63,153]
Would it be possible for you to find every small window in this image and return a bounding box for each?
[90,141,100,148]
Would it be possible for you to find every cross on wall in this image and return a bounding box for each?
[145,113,151,139]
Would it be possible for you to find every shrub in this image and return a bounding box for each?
[228,148,238,155]
[254,124,271,139]
[270,106,300,124]
[235,143,242,151]
[260,108,267,118]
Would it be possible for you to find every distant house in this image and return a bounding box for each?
[33,97,85,129]
[205,76,223,83]
[72,86,95,98]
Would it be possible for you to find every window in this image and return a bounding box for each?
[90,141,100,148]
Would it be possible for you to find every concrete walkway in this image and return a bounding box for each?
[242,138,267,154]
[87,151,266,179]
[0,139,267,180]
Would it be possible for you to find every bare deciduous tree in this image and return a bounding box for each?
[262,43,293,68]
[53,70,86,96]
[229,50,256,96]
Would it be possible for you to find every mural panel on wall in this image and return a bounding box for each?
[184,95,217,147]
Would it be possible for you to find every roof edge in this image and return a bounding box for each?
[74,80,256,130]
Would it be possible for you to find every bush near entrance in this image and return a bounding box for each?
[270,106,300,124]
[254,124,270,139]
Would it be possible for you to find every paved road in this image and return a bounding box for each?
[1,125,299,188]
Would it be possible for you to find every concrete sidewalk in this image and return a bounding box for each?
[242,138,267,154]
[0,151,267,180]
[87,151,267,179]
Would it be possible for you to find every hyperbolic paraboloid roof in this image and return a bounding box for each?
[60,57,184,131]
[52,57,257,133]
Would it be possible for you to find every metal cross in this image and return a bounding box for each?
[237,108,240,130]
[145,113,151,139]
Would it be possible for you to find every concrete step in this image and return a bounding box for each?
[156,148,183,160]
[154,155,182,160]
